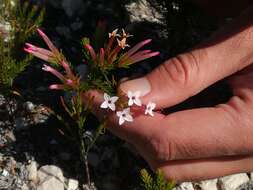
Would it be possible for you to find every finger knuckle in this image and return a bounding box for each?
[162,52,201,89]
[149,131,175,161]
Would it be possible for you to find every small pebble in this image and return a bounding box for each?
[2,169,9,177]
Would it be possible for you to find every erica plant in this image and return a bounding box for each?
[24,27,159,188]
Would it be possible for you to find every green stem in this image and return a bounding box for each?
[79,127,91,187]
[86,120,106,153]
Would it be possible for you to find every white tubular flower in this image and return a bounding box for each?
[127,91,142,106]
[100,93,119,111]
[145,102,156,117]
[116,108,133,125]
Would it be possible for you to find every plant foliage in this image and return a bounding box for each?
[0,0,44,95]
[140,169,175,190]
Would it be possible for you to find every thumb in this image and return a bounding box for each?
[120,51,208,108]
[120,7,253,108]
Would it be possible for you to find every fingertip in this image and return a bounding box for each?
[119,77,151,97]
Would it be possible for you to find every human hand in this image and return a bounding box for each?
[89,7,253,182]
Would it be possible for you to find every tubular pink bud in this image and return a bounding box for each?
[25,48,52,61]
[61,61,75,79]
[100,48,105,65]
[49,84,65,90]
[121,39,152,60]
[42,64,66,81]
[84,44,97,63]
[37,28,60,55]
[128,51,160,65]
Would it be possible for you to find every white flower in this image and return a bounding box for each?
[145,102,156,116]
[116,108,133,125]
[127,91,142,106]
[100,93,119,111]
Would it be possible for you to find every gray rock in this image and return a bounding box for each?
[218,173,249,190]
[23,101,35,112]
[196,179,218,190]
[21,183,29,190]
[1,169,9,177]
[83,182,97,190]
[67,179,79,190]
[0,94,5,106]
[236,181,253,190]
[71,19,83,31]
[14,117,28,131]
[125,0,164,24]
[61,0,85,17]
[37,165,64,190]
[250,172,253,180]
[27,161,37,182]
[56,26,71,39]
[5,130,16,142]
[174,182,194,190]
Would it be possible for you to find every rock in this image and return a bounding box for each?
[174,182,194,190]
[5,130,16,142]
[83,182,97,190]
[67,179,79,190]
[14,117,28,131]
[1,169,9,177]
[250,172,253,180]
[0,94,5,106]
[125,0,164,24]
[236,181,253,190]
[56,26,71,39]
[71,20,83,31]
[196,179,218,190]
[21,183,29,190]
[27,161,37,182]
[23,101,35,112]
[218,173,249,190]
[61,0,85,17]
[37,165,64,190]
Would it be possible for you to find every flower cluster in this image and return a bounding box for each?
[24,28,159,125]
[100,92,156,125]
[84,28,160,68]
[24,29,80,91]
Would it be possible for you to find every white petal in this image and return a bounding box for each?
[100,101,109,109]
[150,102,156,109]
[110,96,119,103]
[124,114,133,122]
[119,117,125,125]
[108,103,116,111]
[145,109,149,115]
[128,99,134,106]
[124,107,131,113]
[134,98,142,106]
[116,111,122,117]
[127,91,133,98]
[133,91,141,98]
[148,110,154,117]
[104,93,110,101]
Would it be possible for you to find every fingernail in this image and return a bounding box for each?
[120,77,151,97]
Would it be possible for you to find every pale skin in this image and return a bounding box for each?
[87,1,253,182]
